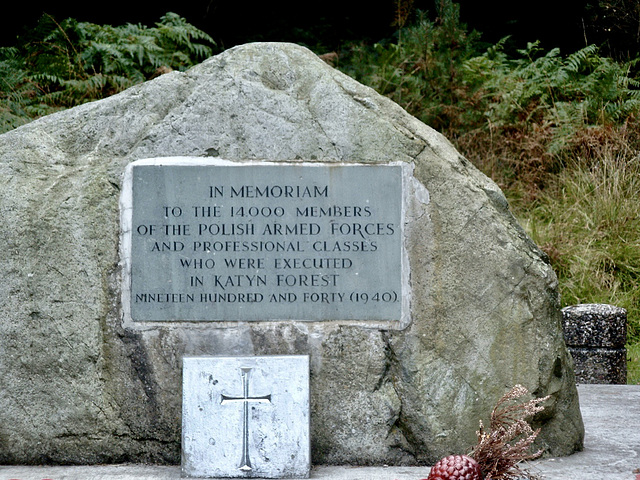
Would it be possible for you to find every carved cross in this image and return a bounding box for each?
[221,367,272,471]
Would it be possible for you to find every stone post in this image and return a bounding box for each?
[562,304,627,384]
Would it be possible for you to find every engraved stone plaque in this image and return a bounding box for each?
[182,355,310,478]
[126,160,404,322]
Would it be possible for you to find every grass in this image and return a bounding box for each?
[628,343,640,382]
[456,122,640,384]
[510,127,640,383]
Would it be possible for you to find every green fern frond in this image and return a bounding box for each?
[565,44,599,73]
[0,12,217,132]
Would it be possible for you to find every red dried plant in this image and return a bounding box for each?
[469,385,549,480]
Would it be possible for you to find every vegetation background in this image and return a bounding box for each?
[1,0,638,383]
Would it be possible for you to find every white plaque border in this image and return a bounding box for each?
[120,157,425,331]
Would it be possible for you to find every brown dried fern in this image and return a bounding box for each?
[470,385,549,480]
[393,0,415,29]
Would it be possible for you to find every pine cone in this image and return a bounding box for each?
[425,454,483,480]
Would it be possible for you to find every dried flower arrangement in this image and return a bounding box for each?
[423,385,549,480]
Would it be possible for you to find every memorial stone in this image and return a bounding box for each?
[0,42,584,465]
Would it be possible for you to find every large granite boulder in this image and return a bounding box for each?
[0,42,583,465]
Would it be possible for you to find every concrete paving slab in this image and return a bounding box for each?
[530,384,640,480]
[1,384,638,480]
[0,464,432,480]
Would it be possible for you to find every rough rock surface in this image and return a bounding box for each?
[0,42,584,465]
[562,304,627,384]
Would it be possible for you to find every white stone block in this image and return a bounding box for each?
[182,355,310,478]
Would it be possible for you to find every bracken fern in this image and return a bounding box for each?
[464,41,640,152]
[0,12,216,133]
[338,0,483,132]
